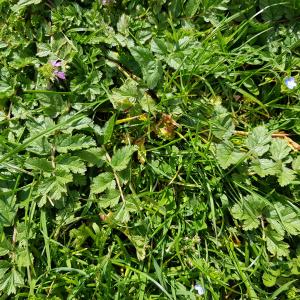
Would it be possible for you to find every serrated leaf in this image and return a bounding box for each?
[11,0,42,12]
[37,170,72,206]
[111,145,137,171]
[270,139,291,161]
[211,105,235,139]
[76,148,105,167]
[277,166,295,187]
[26,137,52,155]
[0,197,17,227]
[185,0,201,17]
[231,194,266,230]
[262,271,277,287]
[245,126,271,156]
[109,79,142,111]
[91,172,115,194]
[250,158,278,177]
[25,158,53,172]
[0,237,12,256]
[150,38,169,56]
[292,156,300,171]
[56,154,86,174]
[26,116,55,136]
[130,46,163,89]
[216,141,244,169]
[103,114,115,144]
[114,204,130,224]
[55,134,96,153]
[98,189,120,208]
[265,226,289,257]
[267,202,300,236]
[139,93,157,113]
[0,81,14,100]
[0,268,24,295]
[128,234,148,261]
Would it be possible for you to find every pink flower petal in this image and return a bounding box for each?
[54,70,66,80]
[51,60,62,67]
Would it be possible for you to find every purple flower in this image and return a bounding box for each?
[54,70,66,80]
[50,60,66,80]
[102,0,113,5]
[51,60,62,67]
[284,77,297,89]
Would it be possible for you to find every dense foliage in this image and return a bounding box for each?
[1,0,300,299]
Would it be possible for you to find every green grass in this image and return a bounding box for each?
[1,0,300,299]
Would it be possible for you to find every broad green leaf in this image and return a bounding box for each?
[216,142,244,169]
[16,249,33,268]
[103,114,115,144]
[0,268,24,295]
[151,38,169,56]
[277,166,295,187]
[130,46,163,89]
[270,139,291,161]
[110,79,142,111]
[117,14,130,36]
[91,172,115,194]
[0,197,17,227]
[0,81,14,100]
[292,156,300,171]
[262,271,278,287]
[25,158,53,172]
[55,134,96,153]
[114,204,130,224]
[245,126,271,156]
[98,189,120,208]
[231,194,266,230]
[250,158,278,177]
[0,237,12,256]
[56,154,86,174]
[26,137,52,155]
[211,105,235,139]
[37,170,72,206]
[76,148,105,167]
[111,145,137,171]
[26,116,56,136]
[139,93,157,113]
[265,226,289,257]
[267,202,300,236]
[11,0,42,12]
[185,0,201,16]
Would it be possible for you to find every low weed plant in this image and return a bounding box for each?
[0,0,300,299]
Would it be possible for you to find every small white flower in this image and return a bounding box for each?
[285,77,297,89]
[194,283,205,295]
